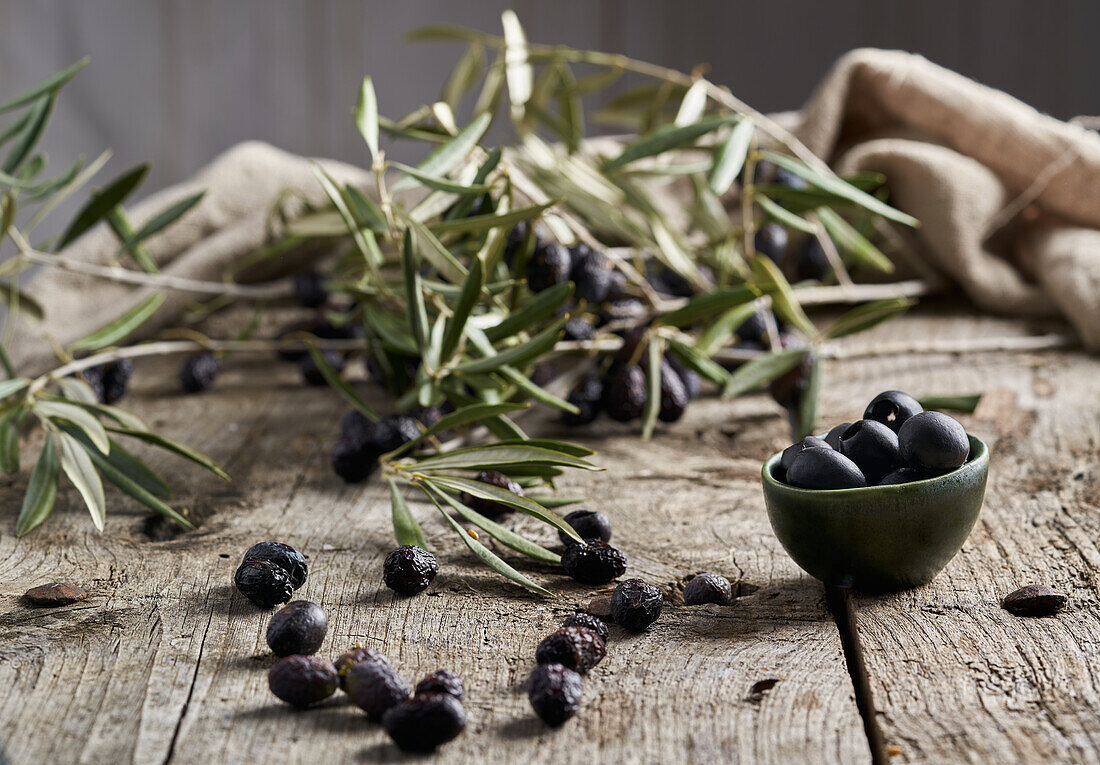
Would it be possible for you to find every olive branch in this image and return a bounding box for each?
[0,13,1012,595]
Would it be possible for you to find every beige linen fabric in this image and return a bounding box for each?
[10,48,1100,377]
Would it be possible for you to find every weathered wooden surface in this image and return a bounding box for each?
[0,304,1096,764]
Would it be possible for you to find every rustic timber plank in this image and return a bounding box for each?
[0,329,867,764]
[824,310,1100,763]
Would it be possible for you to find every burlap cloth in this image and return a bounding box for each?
[11,48,1100,375]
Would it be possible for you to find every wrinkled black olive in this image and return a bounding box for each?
[345,659,410,720]
[527,663,583,727]
[242,541,309,590]
[526,242,572,292]
[179,352,221,394]
[562,373,603,427]
[602,365,647,422]
[383,545,439,595]
[268,655,338,708]
[683,573,732,605]
[415,670,465,701]
[561,539,627,585]
[610,578,663,632]
[561,612,609,641]
[536,626,606,674]
[383,692,466,752]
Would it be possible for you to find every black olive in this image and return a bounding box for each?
[779,436,831,476]
[754,223,788,264]
[837,420,901,484]
[266,600,328,657]
[526,242,572,292]
[864,390,923,434]
[383,545,439,595]
[558,510,612,545]
[898,411,970,471]
[562,373,603,427]
[785,448,867,490]
[683,573,732,605]
[877,467,927,485]
[268,655,338,708]
[823,422,852,450]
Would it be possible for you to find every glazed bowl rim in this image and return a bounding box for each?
[761,433,988,497]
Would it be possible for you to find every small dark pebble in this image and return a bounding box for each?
[383,545,439,595]
[268,655,338,708]
[528,663,583,727]
[383,692,466,752]
[561,612,609,641]
[535,626,607,674]
[415,670,465,701]
[587,595,614,622]
[558,509,612,546]
[1001,585,1067,617]
[683,573,732,606]
[24,582,88,607]
[266,600,328,657]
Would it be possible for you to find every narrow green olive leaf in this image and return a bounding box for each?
[573,66,623,95]
[57,163,149,250]
[488,438,594,458]
[501,10,532,107]
[442,43,486,109]
[428,475,583,544]
[498,366,580,415]
[392,112,491,193]
[69,293,164,351]
[57,376,99,404]
[118,191,205,253]
[426,314,446,374]
[658,286,756,328]
[428,487,553,596]
[23,148,112,234]
[412,444,599,473]
[62,427,190,527]
[0,111,32,150]
[389,478,428,549]
[751,256,816,338]
[823,298,914,340]
[918,393,984,414]
[406,24,500,45]
[428,200,556,236]
[707,117,755,195]
[456,317,566,375]
[0,407,23,473]
[403,214,467,283]
[814,206,894,273]
[106,208,158,272]
[354,76,380,160]
[758,150,920,227]
[3,95,54,175]
[696,302,761,357]
[484,281,572,342]
[0,57,88,114]
[1,190,15,240]
[556,62,584,153]
[722,348,808,400]
[98,436,170,498]
[641,335,663,441]
[343,184,388,234]
[474,50,506,116]
[307,345,379,421]
[67,400,148,431]
[0,377,29,402]
[56,430,106,531]
[16,434,58,536]
[841,171,888,191]
[105,425,229,480]
[756,193,816,234]
[25,155,85,201]
[0,280,44,322]
[603,115,733,172]
[441,257,482,361]
[35,400,109,453]
[431,485,560,564]
[364,311,419,356]
[312,165,384,274]
[382,402,529,461]
[650,216,705,287]
[794,354,821,441]
[444,148,501,220]
[666,338,730,386]
[390,162,490,195]
[402,231,430,353]
[674,79,708,126]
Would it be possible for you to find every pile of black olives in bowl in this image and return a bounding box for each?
[775,390,971,490]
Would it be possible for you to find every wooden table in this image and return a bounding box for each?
[1,304,1097,764]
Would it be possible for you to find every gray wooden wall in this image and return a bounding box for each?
[2,0,1098,197]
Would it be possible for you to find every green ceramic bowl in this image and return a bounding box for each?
[761,435,988,592]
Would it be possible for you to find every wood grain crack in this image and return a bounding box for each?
[162,603,214,765]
